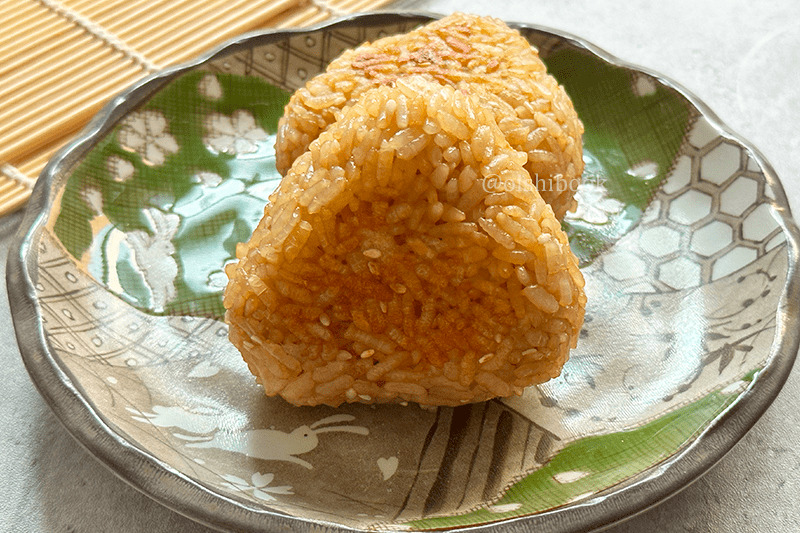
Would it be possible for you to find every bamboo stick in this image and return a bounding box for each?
[57,0,139,32]
[334,0,390,12]
[0,180,23,198]
[0,24,88,72]
[274,5,328,28]
[59,0,112,11]
[18,151,55,179]
[0,0,41,22]
[304,10,332,26]
[2,0,136,45]
[82,0,184,24]
[63,0,114,13]
[0,0,33,15]
[0,31,98,79]
[0,52,129,120]
[117,0,265,50]
[0,2,60,35]
[17,164,47,183]
[18,144,57,170]
[269,2,315,25]
[0,171,30,193]
[65,0,127,7]
[96,0,215,39]
[311,0,340,13]
[0,70,143,165]
[0,11,66,51]
[0,197,31,216]
[0,39,107,90]
[74,0,142,16]
[0,2,147,69]
[0,181,29,199]
[0,63,142,139]
[66,0,137,19]
[11,134,72,181]
[331,0,363,10]
[151,12,309,65]
[17,159,50,181]
[0,183,28,201]
[0,197,31,215]
[3,118,85,169]
[0,187,31,215]
[0,43,120,98]
[274,6,318,28]
[143,0,300,62]
[107,0,249,40]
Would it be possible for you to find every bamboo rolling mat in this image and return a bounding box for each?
[0,0,395,216]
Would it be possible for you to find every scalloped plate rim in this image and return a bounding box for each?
[7,10,800,533]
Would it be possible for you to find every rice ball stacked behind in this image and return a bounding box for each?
[225,77,586,407]
[276,13,584,219]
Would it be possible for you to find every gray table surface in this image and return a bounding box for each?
[3,1,799,531]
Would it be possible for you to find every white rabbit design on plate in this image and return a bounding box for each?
[128,406,368,469]
[125,208,180,313]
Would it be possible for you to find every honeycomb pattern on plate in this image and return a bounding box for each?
[598,116,783,293]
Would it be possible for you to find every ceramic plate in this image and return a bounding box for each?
[8,12,800,533]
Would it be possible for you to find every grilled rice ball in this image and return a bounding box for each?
[225,77,586,407]
[275,13,584,219]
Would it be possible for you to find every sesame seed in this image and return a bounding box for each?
[391,283,407,294]
[479,353,494,364]
[363,248,382,259]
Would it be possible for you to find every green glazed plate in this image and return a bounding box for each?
[8,12,800,533]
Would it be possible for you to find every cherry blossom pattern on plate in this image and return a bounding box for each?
[117,109,179,166]
[220,472,293,502]
[198,73,223,101]
[106,154,135,182]
[203,110,268,155]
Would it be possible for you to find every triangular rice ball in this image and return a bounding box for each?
[225,77,585,407]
